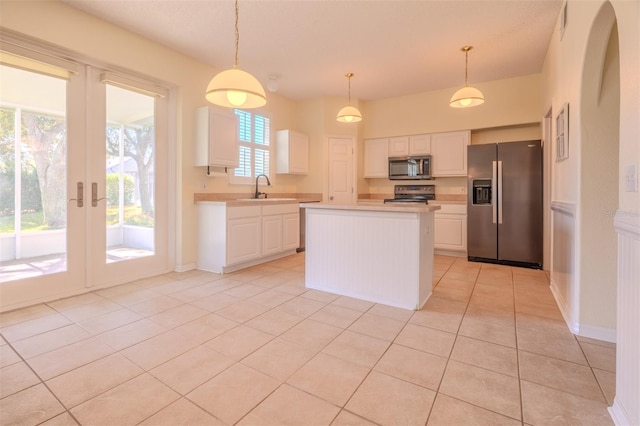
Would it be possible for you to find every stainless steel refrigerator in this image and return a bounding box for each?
[467,140,543,269]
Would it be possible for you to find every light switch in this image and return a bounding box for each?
[624,163,638,192]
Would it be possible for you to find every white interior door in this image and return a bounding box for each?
[328,136,354,204]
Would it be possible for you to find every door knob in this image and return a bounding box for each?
[329,196,334,201]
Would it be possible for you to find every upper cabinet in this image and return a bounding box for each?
[364,138,389,178]
[276,130,309,175]
[430,131,470,177]
[388,136,409,157]
[195,106,239,168]
[409,134,431,155]
[387,135,431,158]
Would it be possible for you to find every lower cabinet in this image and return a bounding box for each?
[197,202,299,273]
[433,203,467,253]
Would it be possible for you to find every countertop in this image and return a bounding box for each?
[194,193,322,206]
[301,202,441,213]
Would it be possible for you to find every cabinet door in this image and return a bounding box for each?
[227,217,261,265]
[388,136,409,157]
[283,213,300,251]
[434,214,467,251]
[262,215,283,256]
[276,130,309,175]
[409,134,431,155]
[431,131,470,176]
[364,138,389,178]
[195,107,239,168]
[289,131,309,174]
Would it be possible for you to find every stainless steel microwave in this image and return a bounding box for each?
[388,155,432,180]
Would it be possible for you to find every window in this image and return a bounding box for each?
[230,109,271,184]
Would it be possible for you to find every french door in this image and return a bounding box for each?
[0,44,170,311]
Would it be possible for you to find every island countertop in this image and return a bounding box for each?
[301,202,441,213]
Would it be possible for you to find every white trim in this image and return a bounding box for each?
[577,324,616,343]
[174,263,197,273]
[614,210,640,240]
[609,397,632,426]
[0,30,81,75]
[550,200,577,215]
[100,72,168,98]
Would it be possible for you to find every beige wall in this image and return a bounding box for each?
[541,0,640,335]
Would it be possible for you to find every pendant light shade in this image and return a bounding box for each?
[336,73,362,123]
[450,46,484,108]
[206,0,266,109]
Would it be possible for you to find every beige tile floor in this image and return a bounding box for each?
[0,254,616,425]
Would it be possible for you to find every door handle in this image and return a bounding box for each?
[68,182,84,207]
[491,161,497,224]
[92,182,106,207]
[329,196,334,201]
[497,161,503,224]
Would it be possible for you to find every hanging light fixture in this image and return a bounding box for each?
[205,0,266,108]
[450,46,484,108]
[336,72,362,123]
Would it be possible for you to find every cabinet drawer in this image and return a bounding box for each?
[262,203,299,215]
[227,206,262,219]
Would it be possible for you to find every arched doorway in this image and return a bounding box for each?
[578,1,619,341]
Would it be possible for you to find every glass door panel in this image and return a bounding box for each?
[105,85,155,263]
[0,65,69,282]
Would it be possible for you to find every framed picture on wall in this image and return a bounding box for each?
[556,103,569,161]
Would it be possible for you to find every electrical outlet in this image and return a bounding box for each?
[624,164,638,192]
[460,187,466,194]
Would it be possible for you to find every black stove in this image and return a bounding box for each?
[384,185,435,204]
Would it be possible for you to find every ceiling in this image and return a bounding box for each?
[62,0,563,102]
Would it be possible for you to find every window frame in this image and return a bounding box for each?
[228,109,273,185]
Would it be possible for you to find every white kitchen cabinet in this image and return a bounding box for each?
[364,138,389,178]
[283,213,300,251]
[197,202,299,273]
[228,216,262,265]
[276,130,309,175]
[262,214,283,256]
[409,134,431,155]
[388,136,409,157]
[433,203,467,253]
[262,203,299,255]
[195,106,239,168]
[430,131,470,176]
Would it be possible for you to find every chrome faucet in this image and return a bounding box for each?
[254,174,271,199]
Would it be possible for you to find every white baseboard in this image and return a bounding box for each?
[550,278,579,334]
[577,324,617,343]
[608,397,632,426]
[174,263,197,273]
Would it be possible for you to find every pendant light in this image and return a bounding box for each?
[450,46,484,108]
[205,0,266,108]
[336,73,362,123]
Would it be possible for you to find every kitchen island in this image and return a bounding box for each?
[302,202,440,310]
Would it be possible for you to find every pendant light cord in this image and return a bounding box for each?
[234,0,239,67]
[464,49,469,86]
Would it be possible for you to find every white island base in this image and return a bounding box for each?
[303,203,440,310]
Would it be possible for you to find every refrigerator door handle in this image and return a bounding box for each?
[492,161,497,224]
[497,160,503,224]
